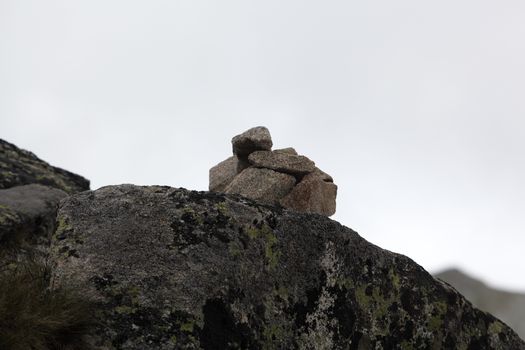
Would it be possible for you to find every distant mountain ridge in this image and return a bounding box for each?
[435,268,525,340]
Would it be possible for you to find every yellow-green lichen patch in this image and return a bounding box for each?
[275,285,289,301]
[114,305,136,315]
[228,241,243,258]
[55,216,73,237]
[400,340,414,350]
[216,201,229,216]
[488,320,504,334]
[246,224,280,270]
[389,267,401,290]
[336,277,354,290]
[180,321,195,332]
[428,301,447,332]
[0,206,18,225]
[182,206,204,225]
[262,324,287,349]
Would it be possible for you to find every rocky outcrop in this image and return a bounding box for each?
[50,185,525,349]
[0,184,67,250]
[0,139,90,193]
[209,127,337,216]
[435,268,525,340]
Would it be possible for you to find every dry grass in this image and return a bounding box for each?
[0,254,97,350]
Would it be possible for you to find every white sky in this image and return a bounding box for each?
[2,1,525,290]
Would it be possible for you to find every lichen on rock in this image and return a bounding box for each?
[48,185,525,349]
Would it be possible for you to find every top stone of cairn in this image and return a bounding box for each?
[232,126,273,157]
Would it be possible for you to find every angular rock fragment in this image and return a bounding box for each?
[224,167,295,205]
[280,172,337,216]
[209,156,239,192]
[248,150,316,176]
[231,126,273,157]
[311,167,333,182]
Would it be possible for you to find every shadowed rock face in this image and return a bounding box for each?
[435,268,525,340]
[0,184,67,246]
[50,185,525,350]
[0,139,90,194]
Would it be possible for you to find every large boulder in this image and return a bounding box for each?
[0,184,67,246]
[50,185,525,349]
[0,139,90,193]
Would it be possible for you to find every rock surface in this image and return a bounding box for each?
[280,173,338,216]
[50,185,525,350]
[0,184,67,246]
[0,139,90,193]
[435,268,525,340]
[232,126,273,157]
[210,127,337,216]
[224,168,296,205]
[274,147,298,155]
[209,156,239,193]
[248,151,316,176]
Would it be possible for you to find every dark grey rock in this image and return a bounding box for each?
[231,126,273,157]
[50,185,525,350]
[224,167,295,205]
[248,151,316,176]
[435,268,525,340]
[0,139,90,193]
[0,184,67,250]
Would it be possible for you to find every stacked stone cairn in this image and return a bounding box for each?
[209,126,337,216]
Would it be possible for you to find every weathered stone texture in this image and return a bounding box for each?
[280,173,337,216]
[274,147,298,155]
[0,184,67,248]
[224,167,296,205]
[210,127,337,216]
[208,156,239,192]
[49,185,525,350]
[231,126,273,157]
[248,151,316,176]
[0,139,90,193]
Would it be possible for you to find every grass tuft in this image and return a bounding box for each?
[0,255,97,350]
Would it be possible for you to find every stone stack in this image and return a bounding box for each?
[209,126,337,216]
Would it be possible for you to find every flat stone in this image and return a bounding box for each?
[273,147,298,155]
[248,151,316,176]
[280,173,337,216]
[231,126,273,157]
[209,156,239,193]
[224,167,295,205]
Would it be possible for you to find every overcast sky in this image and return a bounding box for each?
[2,1,525,290]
